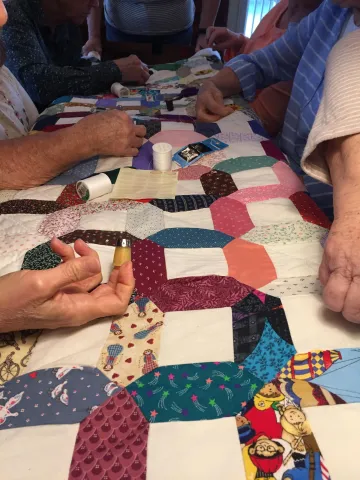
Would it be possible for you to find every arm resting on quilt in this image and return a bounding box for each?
[0,110,146,189]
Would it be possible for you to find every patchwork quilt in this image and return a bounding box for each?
[0,54,358,480]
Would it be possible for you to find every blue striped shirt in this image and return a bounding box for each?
[226,0,349,172]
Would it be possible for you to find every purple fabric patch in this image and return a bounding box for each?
[96,98,118,108]
[156,114,195,124]
[132,141,154,170]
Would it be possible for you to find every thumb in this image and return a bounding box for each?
[44,256,101,295]
[115,261,135,298]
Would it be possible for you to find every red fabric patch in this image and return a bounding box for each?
[150,275,253,312]
[290,191,331,229]
[261,140,287,162]
[56,184,85,208]
[132,239,168,298]
[69,388,149,479]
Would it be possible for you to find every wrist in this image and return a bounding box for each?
[70,122,98,158]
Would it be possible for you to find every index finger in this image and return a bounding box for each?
[134,125,146,137]
[206,26,216,41]
[206,93,233,117]
[208,30,219,47]
[322,269,351,313]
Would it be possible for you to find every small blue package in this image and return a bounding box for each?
[173,138,228,168]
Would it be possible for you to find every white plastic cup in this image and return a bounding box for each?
[152,142,173,171]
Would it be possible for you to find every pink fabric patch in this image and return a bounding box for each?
[148,130,206,147]
[210,197,254,237]
[290,191,332,229]
[150,275,253,312]
[261,140,287,161]
[197,149,227,168]
[177,165,211,180]
[223,239,277,289]
[69,388,149,480]
[38,200,139,238]
[272,162,305,193]
[229,184,297,205]
[132,239,168,297]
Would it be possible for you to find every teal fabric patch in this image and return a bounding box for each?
[242,321,296,383]
[22,242,61,271]
[148,228,234,248]
[214,156,277,174]
[126,362,262,422]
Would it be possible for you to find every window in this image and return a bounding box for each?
[245,0,280,35]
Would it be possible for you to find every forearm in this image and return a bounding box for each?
[199,0,221,28]
[87,0,103,40]
[21,62,121,108]
[326,134,360,219]
[208,67,242,97]
[0,125,95,189]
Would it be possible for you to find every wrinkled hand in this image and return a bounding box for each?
[0,238,135,332]
[320,215,360,323]
[82,37,102,56]
[113,55,150,84]
[205,27,245,52]
[75,109,146,157]
[196,81,233,122]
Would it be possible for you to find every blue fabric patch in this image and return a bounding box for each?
[148,228,234,248]
[310,348,360,403]
[0,367,120,429]
[141,100,161,108]
[194,122,221,138]
[242,321,296,383]
[51,96,72,105]
[46,156,98,185]
[150,195,218,212]
[248,120,271,139]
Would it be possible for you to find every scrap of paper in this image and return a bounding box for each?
[111,168,178,199]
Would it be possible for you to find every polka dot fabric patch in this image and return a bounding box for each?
[126,203,165,239]
[200,170,238,197]
[132,239,168,297]
[150,195,218,212]
[290,191,332,229]
[177,165,211,180]
[210,197,254,237]
[148,228,234,248]
[0,200,64,215]
[59,230,139,247]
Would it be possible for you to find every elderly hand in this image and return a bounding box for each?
[196,81,233,122]
[0,238,135,332]
[320,216,360,323]
[82,37,102,56]
[75,109,146,157]
[114,55,150,84]
[205,27,246,52]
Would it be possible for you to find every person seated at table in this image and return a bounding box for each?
[0,2,146,189]
[196,1,360,324]
[301,29,360,325]
[202,0,322,136]
[83,0,221,55]
[0,1,135,332]
[1,0,150,110]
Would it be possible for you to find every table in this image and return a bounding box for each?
[0,52,359,480]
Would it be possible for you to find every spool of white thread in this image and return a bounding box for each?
[152,143,173,171]
[111,82,130,97]
[76,173,113,201]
